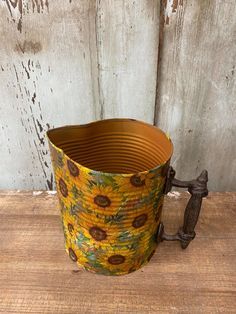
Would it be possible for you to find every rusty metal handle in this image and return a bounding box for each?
[157,167,208,249]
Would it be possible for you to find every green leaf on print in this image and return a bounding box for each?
[76,231,91,246]
[153,193,163,210]
[110,244,127,250]
[61,223,68,241]
[104,176,119,190]
[104,213,124,224]
[85,251,97,261]
[70,202,83,216]
[89,172,119,189]
[128,242,140,251]
[71,185,79,198]
[140,191,156,205]
[88,261,103,269]
[117,231,133,242]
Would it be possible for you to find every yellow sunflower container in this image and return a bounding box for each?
[47,118,208,275]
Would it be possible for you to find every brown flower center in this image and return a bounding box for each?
[94,195,111,208]
[132,213,148,228]
[67,160,79,177]
[68,248,77,262]
[108,255,125,265]
[130,175,145,187]
[89,226,107,241]
[59,178,68,197]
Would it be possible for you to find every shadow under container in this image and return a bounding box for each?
[47,119,175,275]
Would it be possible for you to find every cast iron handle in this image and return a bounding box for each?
[157,166,208,249]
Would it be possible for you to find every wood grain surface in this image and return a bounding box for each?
[155,0,236,191]
[96,0,159,122]
[0,0,100,190]
[0,191,235,313]
[0,0,159,190]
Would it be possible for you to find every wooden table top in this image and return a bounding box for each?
[0,191,235,313]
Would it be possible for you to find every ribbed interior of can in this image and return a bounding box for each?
[48,120,173,174]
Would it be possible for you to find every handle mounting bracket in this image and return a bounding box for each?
[157,166,208,249]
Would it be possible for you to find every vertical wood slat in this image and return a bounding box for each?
[155,0,236,191]
[96,0,159,123]
[0,0,160,190]
[0,0,100,189]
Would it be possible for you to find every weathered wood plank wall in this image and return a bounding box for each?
[0,0,235,191]
[155,0,236,191]
[0,0,101,189]
[0,0,159,190]
[97,0,159,121]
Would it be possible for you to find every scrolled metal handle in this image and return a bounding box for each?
[157,166,208,249]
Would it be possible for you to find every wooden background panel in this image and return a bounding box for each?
[0,0,236,191]
[0,0,160,190]
[97,0,159,123]
[155,0,236,191]
[0,0,101,190]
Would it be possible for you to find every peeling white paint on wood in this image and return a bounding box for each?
[46,190,57,195]
[32,191,43,196]
[164,0,183,25]
[0,0,99,190]
[0,0,160,190]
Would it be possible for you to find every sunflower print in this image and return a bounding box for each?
[65,238,88,266]
[114,171,164,202]
[87,185,123,215]
[61,210,79,240]
[65,158,89,191]
[97,247,135,275]
[49,141,169,275]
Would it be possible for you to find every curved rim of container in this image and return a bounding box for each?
[46,118,173,177]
